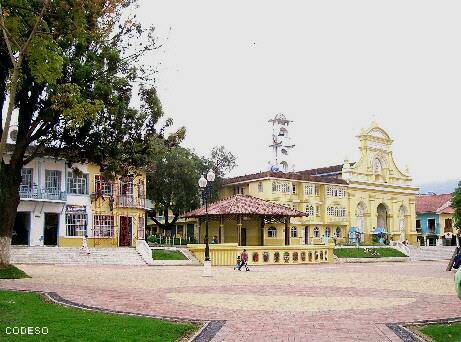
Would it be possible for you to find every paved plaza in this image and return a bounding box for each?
[2,261,461,341]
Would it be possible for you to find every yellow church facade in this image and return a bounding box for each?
[216,122,419,246]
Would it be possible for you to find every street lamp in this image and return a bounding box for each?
[199,168,215,277]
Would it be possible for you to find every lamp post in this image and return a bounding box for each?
[199,168,215,277]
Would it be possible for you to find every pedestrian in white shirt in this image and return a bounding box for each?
[81,234,90,255]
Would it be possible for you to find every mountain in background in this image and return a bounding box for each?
[417,179,460,195]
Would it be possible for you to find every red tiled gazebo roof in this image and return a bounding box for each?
[183,194,306,218]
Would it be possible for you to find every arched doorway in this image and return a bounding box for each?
[398,205,407,242]
[377,203,388,230]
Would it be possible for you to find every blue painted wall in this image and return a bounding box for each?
[416,213,441,235]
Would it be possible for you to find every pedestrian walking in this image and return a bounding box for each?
[239,249,249,271]
[81,234,90,255]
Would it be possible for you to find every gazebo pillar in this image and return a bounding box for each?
[197,218,201,243]
[237,215,242,246]
[284,216,290,245]
[219,215,224,243]
[260,218,265,246]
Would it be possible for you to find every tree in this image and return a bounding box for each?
[0,0,183,266]
[147,146,202,233]
[452,181,461,231]
[147,145,237,233]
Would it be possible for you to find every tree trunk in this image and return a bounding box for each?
[0,163,21,267]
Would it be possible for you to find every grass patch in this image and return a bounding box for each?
[334,247,407,258]
[0,290,196,341]
[152,249,187,260]
[420,322,461,342]
[0,265,29,279]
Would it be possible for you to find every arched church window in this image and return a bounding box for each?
[336,227,341,237]
[325,227,331,238]
[314,227,320,238]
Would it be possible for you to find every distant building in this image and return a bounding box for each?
[415,193,455,246]
[193,121,419,245]
[8,150,146,248]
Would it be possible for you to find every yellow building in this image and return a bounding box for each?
[198,121,418,246]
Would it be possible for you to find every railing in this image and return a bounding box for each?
[116,195,146,208]
[136,239,154,265]
[19,187,67,202]
[326,216,348,223]
[187,243,334,266]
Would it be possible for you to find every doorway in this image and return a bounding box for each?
[12,212,30,245]
[119,216,132,247]
[44,213,59,246]
[304,227,309,244]
[240,228,247,246]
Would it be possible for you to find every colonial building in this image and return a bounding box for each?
[11,154,146,248]
[211,121,418,245]
[416,193,456,246]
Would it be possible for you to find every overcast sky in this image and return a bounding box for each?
[139,1,459,184]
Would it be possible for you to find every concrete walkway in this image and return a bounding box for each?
[2,261,460,341]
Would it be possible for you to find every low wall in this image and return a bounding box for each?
[187,243,334,266]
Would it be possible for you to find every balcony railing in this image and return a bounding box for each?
[326,216,348,223]
[19,187,67,202]
[117,195,146,208]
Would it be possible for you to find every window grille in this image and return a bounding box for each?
[66,212,87,236]
[95,175,112,196]
[93,215,114,237]
[20,168,33,192]
[67,172,89,195]
[45,170,61,195]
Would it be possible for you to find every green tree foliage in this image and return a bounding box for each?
[0,0,183,265]
[147,146,237,232]
[452,181,461,230]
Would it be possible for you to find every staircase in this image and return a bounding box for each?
[11,246,146,266]
[407,246,458,261]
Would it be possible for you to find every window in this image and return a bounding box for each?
[327,186,346,197]
[315,185,320,196]
[67,172,89,195]
[45,170,61,194]
[335,227,341,237]
[268,226,277,238]
[138,215,145,239]
[445,219,453,232]
[120,177,134,206]
[291,226,298,238]
[428,218,436,233]
[93,215,114,237]
[292,184,296,194]
[313,227,320,238]
[66,212,87,236]
[20,168,33,193]
[272,181,290,193]
[316,205,320,216]
[95,175,112,196]
[305,205,314,216]
[304,184,314,196]
[325,227,331,238]
[327,206,346,217]
[416,219,421,230]
[233,186,244,195]
[258,182,263,192]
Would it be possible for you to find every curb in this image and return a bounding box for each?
[387,316,461,342]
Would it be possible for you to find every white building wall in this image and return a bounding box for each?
[15,157,94,246]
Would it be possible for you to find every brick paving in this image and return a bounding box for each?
[2,261,461,341]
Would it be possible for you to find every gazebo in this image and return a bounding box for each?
[183,195,334,265]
